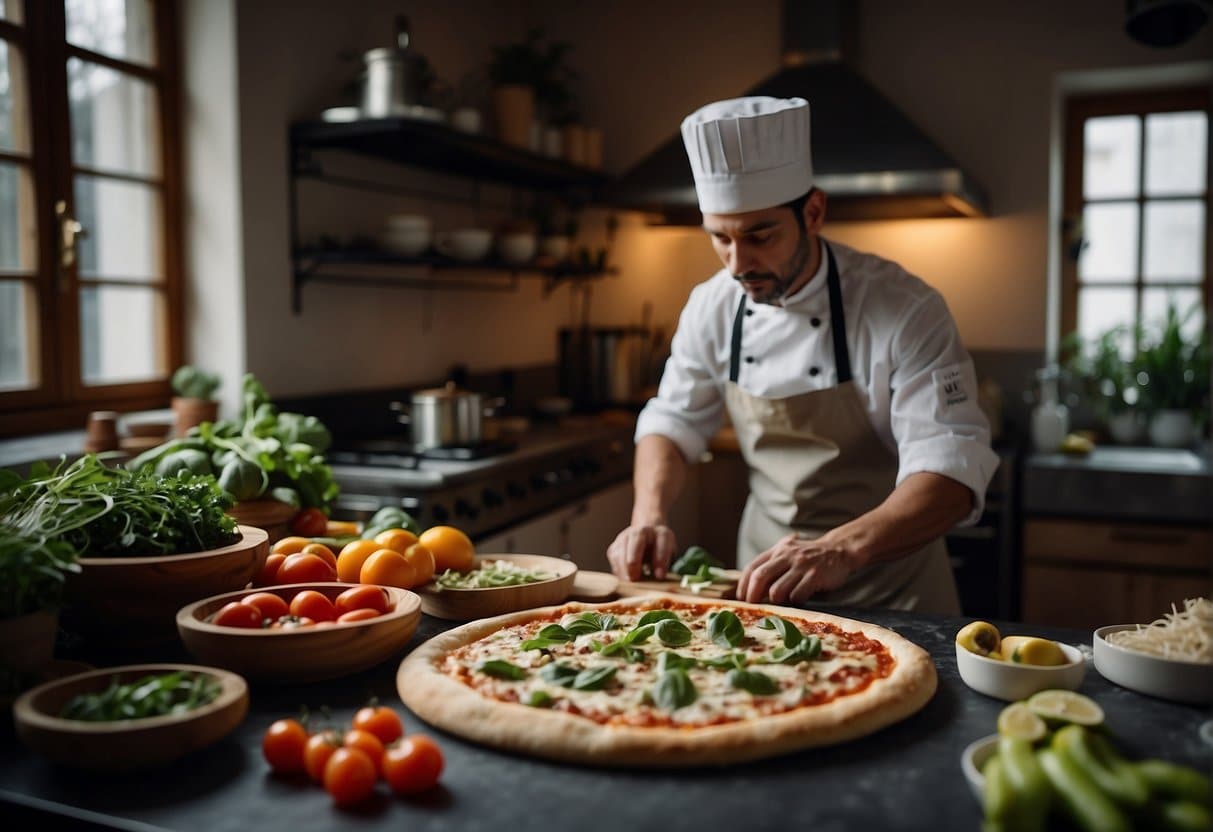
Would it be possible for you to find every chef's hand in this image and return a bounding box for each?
[737,534,856,605]
[606,523,678,582]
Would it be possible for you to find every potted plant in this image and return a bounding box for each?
[1135,302,1210,448]
[171,365,221,437]
[1062,325,1145,444]
[486,28,575,149]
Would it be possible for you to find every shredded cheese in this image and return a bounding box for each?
[1106,597,1213,663]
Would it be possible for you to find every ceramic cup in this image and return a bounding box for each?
[435,229,492,262]
[381,214,432,256]
[498,232,537,265]
[452,107,482,134]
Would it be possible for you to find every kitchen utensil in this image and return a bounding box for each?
[360,15,431,118]
[391,382,503,451]
[14,664,248,771]
[435,229,492,262]
[177,583,421,683]
[954,641,1085,701]
[1093,624,1212,705]
[559,327,651,409]
[416,554,577,620]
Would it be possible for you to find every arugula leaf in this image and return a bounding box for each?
[766,635,823,664]
[707,610,744,648]
[727,668,780,696]
[562,612,619,636]
[476,659,528,680]
[572,665,617,691]
[759,616,804,649]
[656,652,699,673]
[651,669,698,710]
[636,609,680,627]
[654,618,693,647]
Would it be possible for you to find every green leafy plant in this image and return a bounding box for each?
[60,671,220,721]
[486,27,578,122]
[1062,324,1140,419]
[171,365,221,400]
[1135,302,1210,419]
[0,522,81,619]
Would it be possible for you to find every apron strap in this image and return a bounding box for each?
[729,294,747,383]
[824,243,853,384]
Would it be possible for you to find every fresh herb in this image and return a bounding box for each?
[436,560,552,590]
[591,640,647,662]
[654,618,693,647]
[561,612,619,635]
[539,662,579,686]
[670,545,724,576]
[0,523,81,619]
[656,652,699,673]
[60,671,220,721]
[759,616,804,648]
[767,636,823,665]
[699,652,749,671]
[727,668,780,696]
[0,456,237,557]
[520,623,575,651]
[536,662,614,690]
[592,622,656,658]
[527,690,553,708]
[707,610,744,648]
[476,659,528,680]
[651,669,697,711]
[636,609,680,627]
[171,365,221,400]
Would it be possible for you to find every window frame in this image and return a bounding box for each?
[0,0,184,436]
[1061,86,1212,348]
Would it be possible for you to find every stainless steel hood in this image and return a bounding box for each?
[608,1,989,223]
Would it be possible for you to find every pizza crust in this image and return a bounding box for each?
[396,594,937,767]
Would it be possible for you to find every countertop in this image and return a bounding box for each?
[2,608,1208,832]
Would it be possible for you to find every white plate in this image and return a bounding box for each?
[960,733,998,804]
[1093,625,1213,705]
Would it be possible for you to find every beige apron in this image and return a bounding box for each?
[725,242,960,615]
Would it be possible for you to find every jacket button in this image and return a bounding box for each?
[811,317,822,327]
[745,309,755,317]
[744,356,755,364]
[808,366,820,376]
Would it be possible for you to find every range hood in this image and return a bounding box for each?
[608,0,989,223]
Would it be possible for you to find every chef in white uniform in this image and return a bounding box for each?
[606,96,999,614]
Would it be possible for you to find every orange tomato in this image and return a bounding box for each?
[213,601,262,629]
[242,592,290,622]
[262,719,308,774]
[277,552,337,584]
[300,542,337,570]
[257,553,286,587]
[336,539,382,583]
[359,549,417,589]
[352,705,404,745]
[304,730,342,782]
[323,747,377,807]
[419,526,475,572]
[337,608,380,624]
[373,528,419,554]
[382,735,444,795]
[334,584,391,615]
[342,729,385,776]
[289,589,337,622]
[271,536,312,556]
[401,542,436,585]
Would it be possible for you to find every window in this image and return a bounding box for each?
[1062,87,1210,348]
[0,0,182,435]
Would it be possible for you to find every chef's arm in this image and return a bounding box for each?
[605,434,687,581]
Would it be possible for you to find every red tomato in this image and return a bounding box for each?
[382,735,444,794]
[271,615,315,630]
[289,590,337,622]
[212,601,263,629]
[334,585,391,616]
[304,730,342,782]
[291,507,329,538]
[351,706,403,745]
[261,719,308,774]
[337,608,380,624]
[242,592,289,622]
[276,552,337,584]
[342,729,385,776]
[323,747,377,807]
[257,553,286,587]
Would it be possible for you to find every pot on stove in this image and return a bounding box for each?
[390,382,503,451]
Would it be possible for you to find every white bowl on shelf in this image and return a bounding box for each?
[1093,625,1212,705]
[955,642,1085,701]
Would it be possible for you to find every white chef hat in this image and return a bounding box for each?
[680,96,813,214]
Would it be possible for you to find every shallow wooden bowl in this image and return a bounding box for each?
[177,583,421,683]
[65,526,269,646]
[418,554,577,620]
[227,499,297,545]
[13,663,248,771]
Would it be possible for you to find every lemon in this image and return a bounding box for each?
[956,620,1001,656]
[997,702,1048,742]
[1000,636,1069,666]
[1026,690,1105,727]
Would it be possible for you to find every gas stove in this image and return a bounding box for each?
[328,422,633,541]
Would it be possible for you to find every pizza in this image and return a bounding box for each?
[396,595,936,766]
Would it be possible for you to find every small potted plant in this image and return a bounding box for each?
[1062,325,1145,444]
[486,28,575,149]
[171,365,221,437]
[0,518,80,686]
[1135,302,1210,448]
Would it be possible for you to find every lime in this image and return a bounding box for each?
[997,702,1048,742]
[1026,690,1105,727]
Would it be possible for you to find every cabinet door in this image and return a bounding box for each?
[1132,574,1213,623]
[1022,564,1134,628]
[476,510,564,558]
[565,481,634,571]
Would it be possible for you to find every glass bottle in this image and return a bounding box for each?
[1030,366,1069,452]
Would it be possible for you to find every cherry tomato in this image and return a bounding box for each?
[271,536,312,556]
[291,507,329,538]
[343,729,385,776]
[334,585,391,616]
[352,705,404,745]
[277,552,337,584]
[257,553,286,587]
[242,592,289,622]
[337,608,380,624]
[382,735,444,794]
[304,729,342,782]
[323,747,378,808]
[359,549,417,589]
[212,601,263,629]
[271,614,315,630]
[289,590,337,622]
[300,542,338,570]
[262,719,308,774]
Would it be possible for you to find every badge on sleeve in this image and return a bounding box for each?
[932,365,969,407]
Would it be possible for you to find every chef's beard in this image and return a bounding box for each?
[732,229,815,305]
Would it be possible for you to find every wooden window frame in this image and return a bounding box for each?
[1061,86,1212,346]
[0,0,184,436]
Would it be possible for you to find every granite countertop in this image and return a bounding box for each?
[1,608,1207,832]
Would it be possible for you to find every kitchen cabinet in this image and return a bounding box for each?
[1021,518,1212,628]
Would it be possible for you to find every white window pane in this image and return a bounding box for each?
[1084,115,1140,200]
[0,1,22,23]
[1,39,31,153]
[68,58,159,178]
[1143,200,1205,282]
[65,0,154,65]
[0,161,36,270]
[1145,111,1208,197]
[0,280,37,391]
[1078,288,1137,345]
[1142,289,1206,343]
[1079,202,1139,282]
[79,285,163,385]
[74,175,161,280]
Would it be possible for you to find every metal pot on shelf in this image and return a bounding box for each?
[390,383,504,451]
[360,15,431,118]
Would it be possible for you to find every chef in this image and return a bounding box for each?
[606,96,999,614]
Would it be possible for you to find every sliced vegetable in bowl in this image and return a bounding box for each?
[434,559,552,589]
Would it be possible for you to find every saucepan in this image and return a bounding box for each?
[390,383,504,451]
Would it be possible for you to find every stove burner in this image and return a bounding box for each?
[329,438,517,467]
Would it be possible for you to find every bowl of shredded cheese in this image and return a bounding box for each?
[1094,597,1212,705]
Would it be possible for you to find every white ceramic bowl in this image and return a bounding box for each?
[380,227,431,256]
[498,232,537,265]
[436,229,492,262]
[960,734,998,804]
[955,642,1086,701]
[1093,625,1213,705]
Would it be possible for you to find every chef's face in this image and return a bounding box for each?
[702,191,826,305]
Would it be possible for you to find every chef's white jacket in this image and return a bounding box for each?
[635,238,1000,526]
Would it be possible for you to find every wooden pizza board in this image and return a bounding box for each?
[617,569,742,600]
[567,570,620,602]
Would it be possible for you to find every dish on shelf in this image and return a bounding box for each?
[1093,624,1212,705]
[955,641,1085,701]
[417,554,577,621]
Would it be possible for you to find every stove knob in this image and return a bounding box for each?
[505,481,526,499]
[430,504,450,524]
[454,499,479,520]
[482,488,504,508]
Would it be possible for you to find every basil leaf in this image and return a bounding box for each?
[563,612,619,635]
[758,615,804,649]
[593,640,647,662]
[727,668,780,696]
[700,652,749,671]
[767,635,823,664]
[527,690,553,708]
[536,624,573,642]
[539,662,579,687]
[707,610,744,648]
[572,665,617,691]
[657,651,699,673]
[520,638,569,651]
[637,609,680,627]
[621,623,656,646]
[670,545,723,576]
[654,618,693,647]
[651,669,698,710]
[476,659,528,680]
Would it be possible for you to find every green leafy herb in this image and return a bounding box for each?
[651,669,698,711]
[727,668,780,696]
[656,652,699,673]
[527,690,553,708]
[699,652,749,671]
[0,523,80,619]
[654,618,693,647]
[60,671,220,721]
[539,662,579,686]
[670,545,724,576]
[636,609,680,627]
[476,659,528,680]
[767,636,823,665]
[759,616,804,649]
[521,624,575,651]
[591,640,647,662]
[562,612,619,635]
[436,560,552,590]
[171,365,221,400]
[707,610,744,648]
[572,665,616,691]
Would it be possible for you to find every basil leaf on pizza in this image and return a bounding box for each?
[520,623,575,651]
[539,662,579,686]
[636,610,680,627]
[759,615,804,648]
[699,652,748,671]
[654,618,693,647]
[707,610,744,648]
[572,665,617,691]
[527,690,553,708]
[767,635,823,664]
[477,659,528,680]
[652,668,697,710]
[656,651,699,673]
[727,668,780,695]
[563,612,619,635]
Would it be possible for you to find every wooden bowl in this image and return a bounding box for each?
[177,583,421,683]
[65,526,269,646]
[418,554,577,620]
[227,499,296,545]
[13,663,248,771]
